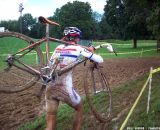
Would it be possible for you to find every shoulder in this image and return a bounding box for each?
[55,44,65,49]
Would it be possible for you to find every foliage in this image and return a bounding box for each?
[123,0,151,39]
[0,0,160,41]
[103,0,158,48]
[104,0,127,39]
[146,1,160,40]
[0,20,19,32]
[50,1,94,39]
[20,13,36,36]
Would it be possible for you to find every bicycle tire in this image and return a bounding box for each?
[83,63,112,123]
[0,31,44,93]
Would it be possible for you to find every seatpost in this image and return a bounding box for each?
[45,23,50,65]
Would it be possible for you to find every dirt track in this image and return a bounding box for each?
[0,57,160,130]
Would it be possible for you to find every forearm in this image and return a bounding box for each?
[80,49,103,63]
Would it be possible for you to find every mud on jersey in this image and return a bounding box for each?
[50,44,103,69]
[49,44,103,105]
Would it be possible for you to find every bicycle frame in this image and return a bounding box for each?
[0,18,115,122]
[4,23,89,84]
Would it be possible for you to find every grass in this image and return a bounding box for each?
[0,37,160,70]
[1,37,160,70]
[94,40,160,58]
[18,72,160,130]
[0,37,39,70]
[125,73,160,128]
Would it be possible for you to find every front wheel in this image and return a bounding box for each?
[84,62,112,123]
[0,32,44,93]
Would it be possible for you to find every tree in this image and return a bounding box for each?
[90,12,101,39]
[0,20,19,32]
[99,16,113,39]
[50,1,94,39]
[146,1,160,48]
[30,21,45,39]
[103,0,152,48]
[124,0,151,48]
[104,0,127,39]
[20,13,36,36]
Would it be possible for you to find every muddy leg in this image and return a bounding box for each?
[72,101,83,130]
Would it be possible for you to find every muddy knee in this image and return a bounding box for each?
[45,98,59,115]
[45,87,59,114]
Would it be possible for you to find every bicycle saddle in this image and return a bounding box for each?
[39,16,60,26]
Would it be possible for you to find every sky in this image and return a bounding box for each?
[0,0,106,21]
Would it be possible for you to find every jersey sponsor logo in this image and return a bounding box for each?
[55,47,78,58]
[56,48,77,51]
[56,48,77,54]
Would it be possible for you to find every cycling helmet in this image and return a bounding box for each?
[63,27,82,38]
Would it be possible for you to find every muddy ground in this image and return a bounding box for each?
[0,57,160,130]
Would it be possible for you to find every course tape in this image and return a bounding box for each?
[151,67,160,74]
[99,49,156,55]
[0,51,53,56]
[95,41,156,46]
[119,67,160,130]
[94,41,131,46]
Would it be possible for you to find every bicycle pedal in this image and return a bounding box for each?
[4,67,10,72]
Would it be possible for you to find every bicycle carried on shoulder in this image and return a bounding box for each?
[0,16,116,123]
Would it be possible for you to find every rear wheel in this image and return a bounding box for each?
[0,32,44,93]
[84,62,112,123]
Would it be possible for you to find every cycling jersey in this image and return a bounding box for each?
[49,44,103,106]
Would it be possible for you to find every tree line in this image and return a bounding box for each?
[0,0,160,47]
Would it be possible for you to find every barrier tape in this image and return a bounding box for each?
[0,51,53,56]
[151,67,160,74]
[94,42,131,46]
[119,67,160,130]
[94,41,156,46]
[0,47,156,57]
[99,49,156,55]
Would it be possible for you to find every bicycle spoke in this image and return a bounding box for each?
[0,32,44,93]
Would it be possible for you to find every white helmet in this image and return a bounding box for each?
[63,27,82,38]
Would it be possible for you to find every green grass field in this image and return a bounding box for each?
[94,40,160,58]
[0,37,160,70]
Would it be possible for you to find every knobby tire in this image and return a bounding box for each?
[83,63,112,123]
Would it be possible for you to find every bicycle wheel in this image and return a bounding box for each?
[0,32,44,93]
[84,63,112,123]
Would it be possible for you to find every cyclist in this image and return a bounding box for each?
[45,27,103,130]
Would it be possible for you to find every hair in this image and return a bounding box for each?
[64,36,80,42]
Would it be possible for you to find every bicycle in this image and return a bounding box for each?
[0,16,116,123]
